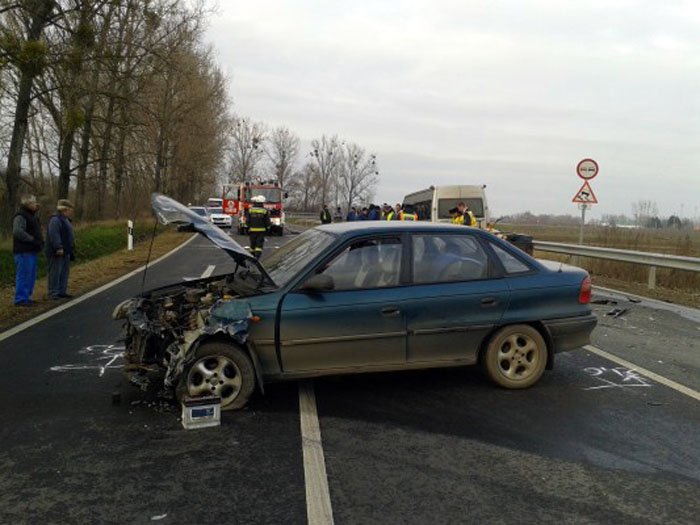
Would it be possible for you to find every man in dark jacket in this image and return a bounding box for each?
[12,195,43,306]
[320,204,332,224]
[46,199,75,299]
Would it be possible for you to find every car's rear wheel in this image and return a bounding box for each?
[483,325,547,389]
[177,342,255,410]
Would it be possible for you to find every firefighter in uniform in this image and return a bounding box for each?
[245,195,271,259]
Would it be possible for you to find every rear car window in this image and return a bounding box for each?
[489,242,531,274]
[412,234,488,283]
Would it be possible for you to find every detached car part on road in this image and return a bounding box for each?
[114,194,597,410]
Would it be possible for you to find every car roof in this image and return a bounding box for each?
[317,221,486,235]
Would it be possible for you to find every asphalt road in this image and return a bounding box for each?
[0,228,698,524]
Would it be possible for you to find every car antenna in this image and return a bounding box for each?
[141,218,159,293]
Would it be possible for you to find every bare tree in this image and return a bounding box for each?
[632,200,658,227]
[228,116,266,183]
[1,0,55,234]
[265,126,299,189]
[338,142,378,210]
[309,134,341,206]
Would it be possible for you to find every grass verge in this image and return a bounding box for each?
[0,229,190,332]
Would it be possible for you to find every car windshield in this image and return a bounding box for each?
[262,229,335,286]
[189,207,208,217]
[208,207,224,214]
[246,187,282,203]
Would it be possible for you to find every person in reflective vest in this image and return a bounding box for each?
[458,201,477,226]
[399,203,418,221]
[246,196,271,259]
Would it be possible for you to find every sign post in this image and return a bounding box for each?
[572,159,599,245]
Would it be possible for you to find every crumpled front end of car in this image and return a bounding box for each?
[113,277,254,393]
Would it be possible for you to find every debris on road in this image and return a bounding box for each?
[592,299,617,305]
[150,513,167,521]
[627,297,642,303]
[605,307,630,318]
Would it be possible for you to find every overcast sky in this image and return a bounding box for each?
[205,0,699,219]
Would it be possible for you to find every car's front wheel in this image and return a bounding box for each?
[482,325,547,389]
[177,342,255,410]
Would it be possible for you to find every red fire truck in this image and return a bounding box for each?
[222,182,287,236]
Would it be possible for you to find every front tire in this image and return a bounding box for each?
[482,325,547,389]
[177,342,255,410]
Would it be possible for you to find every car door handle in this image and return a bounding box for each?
[480,297,497,307]
[381,306,401,317]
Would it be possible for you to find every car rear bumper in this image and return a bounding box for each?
[542,313,597,353]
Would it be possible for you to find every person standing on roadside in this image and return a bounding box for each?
[320,204,332,224]
[333,206,343,222]
[46,199,75,300]
[458,201,477,227]
[12,195,43,307]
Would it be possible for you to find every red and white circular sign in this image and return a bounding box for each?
[576,158,599,180]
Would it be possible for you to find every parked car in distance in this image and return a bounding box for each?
[188,206,209,219]
[206,206,232,229]
[114,194,597,410]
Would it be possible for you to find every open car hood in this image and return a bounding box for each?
[151,193,276,287]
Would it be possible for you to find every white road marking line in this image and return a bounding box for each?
[0,234,197,344]
[584,345,700,402]
[299,381,334,525]
[201,265,216,278]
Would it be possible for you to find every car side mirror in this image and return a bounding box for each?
[300,274,334,292]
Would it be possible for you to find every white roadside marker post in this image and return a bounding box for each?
[127,220,134,250]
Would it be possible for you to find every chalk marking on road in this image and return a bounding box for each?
[582,366,652,391]
[0,235,197,344]
[49,344,125,376]
[299,381,334,525]
[584,345,700,402]
[201,265,216,278]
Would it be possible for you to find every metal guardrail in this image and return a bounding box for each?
[533,240,700,289]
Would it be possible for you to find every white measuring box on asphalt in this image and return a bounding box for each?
[181,395,221,430]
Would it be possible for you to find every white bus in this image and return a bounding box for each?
[402,185,490,228]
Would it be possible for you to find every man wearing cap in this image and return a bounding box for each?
[46,199,75,299]
[245,196,270,259]
[12,195,44,306]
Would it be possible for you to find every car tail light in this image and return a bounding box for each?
[579,275,592,304]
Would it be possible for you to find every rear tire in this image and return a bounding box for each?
[176,342,255,411]
[482,325,547,389]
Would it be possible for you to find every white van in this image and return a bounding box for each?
[402,185,490,228]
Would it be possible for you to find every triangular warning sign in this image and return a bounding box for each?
[572,181,598,204]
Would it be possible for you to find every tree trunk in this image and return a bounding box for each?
[97,96,116,217]
[57,130,76,199]
[75,101,95,219]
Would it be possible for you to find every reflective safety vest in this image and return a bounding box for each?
[247,206,270,232]
[451,214,465,225]
[386,211,397,221]
[465,210,476,227]
[400,211,417,221]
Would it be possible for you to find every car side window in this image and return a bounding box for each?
[412,234,488,283]
[489,242,531,274]
[318,237,403,290]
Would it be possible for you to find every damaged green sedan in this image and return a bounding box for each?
[114,194,596,410]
